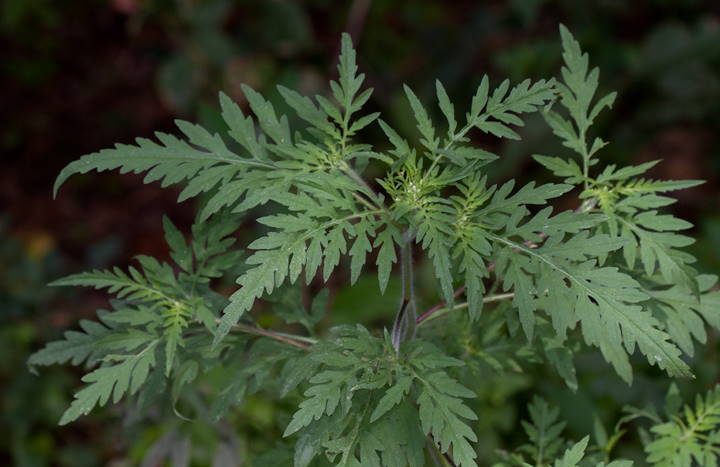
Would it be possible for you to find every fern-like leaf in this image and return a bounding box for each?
[53,119,274,198]
[520,396,567,464]
[215,191,386,343]
[646,386,720,466]
[59,339,159,425]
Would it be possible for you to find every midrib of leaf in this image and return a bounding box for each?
[52,273,175,304]
[126,338,159,362]
[279,160,389,217]
[130,152,276,170]
[55,148,277,196]
[131,282,175,303]
[459,84,555,146]
[486,233,688,376]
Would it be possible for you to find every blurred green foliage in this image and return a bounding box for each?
[2,0,720,465]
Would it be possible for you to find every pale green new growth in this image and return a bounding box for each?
[36,26,715,466]
[495,397,635,466]
[645,385,720,466]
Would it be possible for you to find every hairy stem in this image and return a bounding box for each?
[392,230,417,351]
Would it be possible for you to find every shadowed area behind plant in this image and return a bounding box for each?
[2,1,720,465]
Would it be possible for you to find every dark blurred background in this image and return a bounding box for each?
[2,0,720,465]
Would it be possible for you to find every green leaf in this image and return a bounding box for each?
[614,214,696,287]
[370,375,413,422]
[219,91,266,160]
[596,160,660,184]
[412,199,456,305]
[646,385,720,466]
[374,224,402,294]
[241,84,292,147]
[550,24,617,176]
[648,275,720,357]
[336,32,365,113]
[403,84,438,150]
[283,326,387,437]
[533,154,584,182]
[50,267,171,303]
[435,80,457,136]
[378,119,409,152]
[163,216,192,273]
[469,75,489,121]
[162,303,191,376]
[277,85,337,137]
[553,436,589,467]
[416,370,478,467]
[273,287,327,333]
[54,119,273,198]
[491,233,690,383]
[543,110,580,152]
[28,314,115,370]
[520,396,567,464]
[216,198,385,344]
[348,112,380,135]
[349,218,374,284]
[59,340,159,425]
[480,181,573,216]
[543,335,578,391]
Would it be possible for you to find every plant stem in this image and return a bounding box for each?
[427,435,457,466]
[351,191,381,212]
[416,293,515,328]
[223,321,316,350]
[415,286,465,324]
[392,230,417,351]
[342,163,386,211]
[269,331,319,345]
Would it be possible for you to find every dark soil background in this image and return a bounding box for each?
[2,1,720,465]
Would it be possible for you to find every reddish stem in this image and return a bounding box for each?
[416,286,465,324]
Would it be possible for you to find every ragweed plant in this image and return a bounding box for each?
[31,26,719,466]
